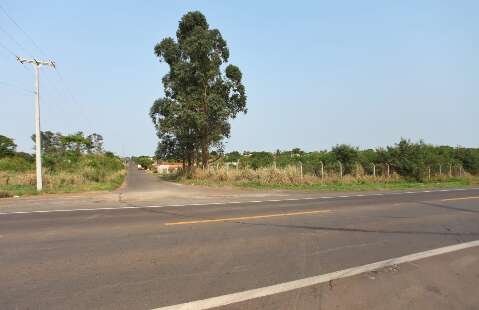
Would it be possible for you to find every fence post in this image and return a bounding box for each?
[273,160,276,169]
[320,161,324,183]
[372,163,376,177]
[299,161,303,182]
[428,166,431,181]
[236,160,239,171]
[338,161,343,179]
[439,164,442,176]
[386,163,390,178]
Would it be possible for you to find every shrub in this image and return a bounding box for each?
[0,156,34,172]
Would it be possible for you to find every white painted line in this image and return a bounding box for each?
[153,240,479,310]
[1,187,478,216]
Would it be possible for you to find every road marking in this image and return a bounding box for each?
[442,196,479,201]
[153,240,479,310]
[1,188,478,216]
[164,210,332,226]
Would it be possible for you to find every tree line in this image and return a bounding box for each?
[222,139,479,181]
[30,131,104,155]
[0,132,117,172]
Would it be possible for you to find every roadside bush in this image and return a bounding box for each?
[0,156,34,172]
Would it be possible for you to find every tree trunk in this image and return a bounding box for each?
[187,149,193,171]
[201,83,209,169]
[201,133,208,169]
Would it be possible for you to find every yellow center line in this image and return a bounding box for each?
[164,209,333,226]
[442,196,479,201]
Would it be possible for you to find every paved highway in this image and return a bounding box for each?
[1,167,478,309]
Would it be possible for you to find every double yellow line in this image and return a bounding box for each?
[165,209,332,226]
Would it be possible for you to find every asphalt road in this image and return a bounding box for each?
[1,166,479,309]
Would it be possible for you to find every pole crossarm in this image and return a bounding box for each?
[16,56,55,68]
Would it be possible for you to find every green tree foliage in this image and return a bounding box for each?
[224,151,241,163]
[151,11,247,169]
[32,131,104,155]
[332,144,359,174]
[248,152,274,169]
[134,156,154,170]
[0,135,17,158]
[1,132,122,176]
[216,139,479,180]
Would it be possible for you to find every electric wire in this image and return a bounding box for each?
[0,3,96,130]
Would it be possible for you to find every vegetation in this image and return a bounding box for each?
[171,139,479,190]
[0,135,17,157]
[133,156,154,170]
[0,132,125,197]
[150,11,247,169]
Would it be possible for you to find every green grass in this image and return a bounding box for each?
[179,177,478,192]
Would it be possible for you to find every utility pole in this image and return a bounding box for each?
[16,56,55,191]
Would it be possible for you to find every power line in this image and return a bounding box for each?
[0,3,49,58]
[1,3,97,131]
[0,24,32,56]
[0,80,34,94]
[0,40,17,58]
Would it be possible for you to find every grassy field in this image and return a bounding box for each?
[175,166,479,192]
[0,155,126,198]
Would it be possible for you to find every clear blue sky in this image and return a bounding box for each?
[1,1,478,156]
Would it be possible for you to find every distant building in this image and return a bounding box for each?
[155,162,183,174]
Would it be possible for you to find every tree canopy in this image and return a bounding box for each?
[150,11,247,168]
[31,131,104,155]
[0,135,17,158]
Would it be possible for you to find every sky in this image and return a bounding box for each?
[1,1,478,156]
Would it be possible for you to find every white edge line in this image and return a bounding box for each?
[152,240,479,310]
[1,187,478,216]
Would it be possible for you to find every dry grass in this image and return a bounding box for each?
[177,166,477,191]
[0,169,126,196]
[184,166,404,185]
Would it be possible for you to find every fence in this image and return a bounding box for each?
[205,160,469,184]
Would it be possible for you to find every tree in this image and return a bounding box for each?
[0,135,16,158]
[388,139,429,181]
[135,156,154,170]
[332,144,359,174]
[87,133,104,154]
[31,131,63,154]
[60,132,91,154]
[151,11,247,169]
